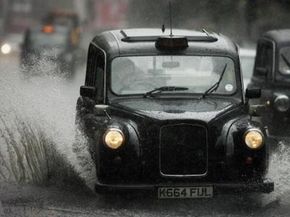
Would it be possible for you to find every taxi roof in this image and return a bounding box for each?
[263,29,290,45]
[91,28,238,59]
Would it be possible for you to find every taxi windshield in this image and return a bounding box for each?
[279,46,290,75]
[111,55,236,96]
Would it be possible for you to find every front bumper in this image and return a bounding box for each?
[95,179,274,194]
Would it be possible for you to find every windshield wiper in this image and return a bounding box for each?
[200,64,228,99]
[143,86,188,98]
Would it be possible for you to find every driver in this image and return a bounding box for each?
[112,58,146,94]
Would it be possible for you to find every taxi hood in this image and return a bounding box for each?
[111,98,243,123]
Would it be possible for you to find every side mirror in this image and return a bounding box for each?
[80,86,96,98]
[245,88,261,99]
[255,67,268,76]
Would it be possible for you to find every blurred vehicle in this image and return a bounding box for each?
[20,24,78,76]
[239,48,256,89]
[43,11,81,48]
[248,29,290,136]
[0,33,22,56]
[76,28,273,197]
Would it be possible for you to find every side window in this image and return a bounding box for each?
[254,40,273,78]
[84,44,105,103]
[85,44,97,86]
[96,54,105,103]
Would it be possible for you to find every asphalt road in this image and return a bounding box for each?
[1,54,290,217]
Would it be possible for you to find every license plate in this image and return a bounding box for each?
[158,186,213,199]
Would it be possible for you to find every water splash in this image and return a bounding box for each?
[267,139,290,197]
[0,55,85,185]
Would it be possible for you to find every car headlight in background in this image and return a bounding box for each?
[244,129,264,150]
[103,128,125,149]
[1,43,11,55]
[274,95,290,112]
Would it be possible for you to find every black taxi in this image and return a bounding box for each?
[248,29,290,136]
[76,28,274,198]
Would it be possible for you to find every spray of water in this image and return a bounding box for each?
[0,55,91,187]
[267,140,290,198]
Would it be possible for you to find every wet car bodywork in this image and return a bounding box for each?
[20,25,77,76]
[248,29,290,136]
[76,28,274,197]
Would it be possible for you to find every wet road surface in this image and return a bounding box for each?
[0,181,288,217]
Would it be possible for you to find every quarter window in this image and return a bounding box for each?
[84,44,105,103]
[254,40,273,78]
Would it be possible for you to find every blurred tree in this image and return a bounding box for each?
[206,0,239,27]
[245,0,258,38]
[128,0,165,27]
[126,0,290,41]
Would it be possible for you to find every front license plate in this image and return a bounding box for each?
[158,186,213,199]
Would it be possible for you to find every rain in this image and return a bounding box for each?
[1,0,290,216]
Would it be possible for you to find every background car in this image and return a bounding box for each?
[248,29,290,136]
[42,10,81,48]
[20,24,78,77]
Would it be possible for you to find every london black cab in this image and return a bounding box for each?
[248,29,290,136]
[76,28,274,198]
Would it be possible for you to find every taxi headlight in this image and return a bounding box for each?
[274,95,290,112]
[103,128,125,149]
[244,130,264,150]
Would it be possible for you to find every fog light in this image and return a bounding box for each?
[103,128,125,149]
[244,130,264,150]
